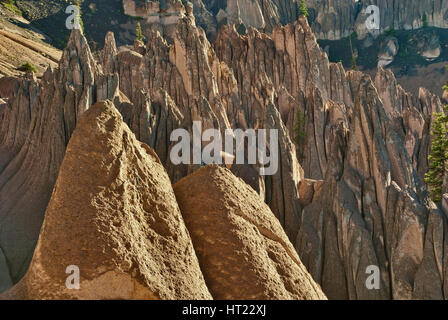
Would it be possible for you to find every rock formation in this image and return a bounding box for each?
[378,36,399,67]
[0,6,447,300]
[0,29,119,284]
[213,16,448,300]
[309,0,448,40]
[1,100,212,299]
[173,165,326,300]
[408,30,442,61]
[123,0,448,41]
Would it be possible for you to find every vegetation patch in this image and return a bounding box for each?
[17,62,38,73]
[1,0,22,16]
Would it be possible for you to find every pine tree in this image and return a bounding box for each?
[349,33,357,70]
[294,107,306,161]
[298,0,309,19]
[351,55,357,70]
[136,21,145,42]
[70,0,84,33]
[425,102,448,203]
[422,12,428,28]
[64,0,83,32]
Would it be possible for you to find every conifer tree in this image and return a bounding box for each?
[422,12,428,28]
[136,21,145,42]
[294,107,306,161]
[299,0,309,19]
[74,0,84,33]
[425,100,448,203]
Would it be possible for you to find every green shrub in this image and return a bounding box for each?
[383,27,397,38]
[17,62,38,73]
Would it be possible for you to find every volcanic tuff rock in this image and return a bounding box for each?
[173,165,326,300]
[309,0,448,40]
[377,36,399,67]
[0,7,447,300]
[374,67,441,183]
[0,29,119,285]
[408,30,442,62]
[126,0,448,41]
[213,16,448,299]
[296,70,444,299]
[1,100,211,299]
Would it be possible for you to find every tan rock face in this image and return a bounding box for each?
[173,165,326,300]
[1,101,211,300]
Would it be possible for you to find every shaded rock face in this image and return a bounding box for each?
[123,0,189,40]
[0,9,447,301]
[214,18,353,182]
[363,0,448,31]
[309,72,447,300]
[173,165,326,300]
[1,101,212,300]
[295,71,440,300]
[378,37,399,67]
[409,31,442,62]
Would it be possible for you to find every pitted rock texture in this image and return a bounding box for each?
[1,100,212,300]
[173,165,326,300]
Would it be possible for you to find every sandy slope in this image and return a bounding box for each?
[0,6,60,77]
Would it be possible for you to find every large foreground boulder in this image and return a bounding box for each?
[1,101,211,300]
[173,165,326,300]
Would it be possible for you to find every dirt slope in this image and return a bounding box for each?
[0,6,60,77]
